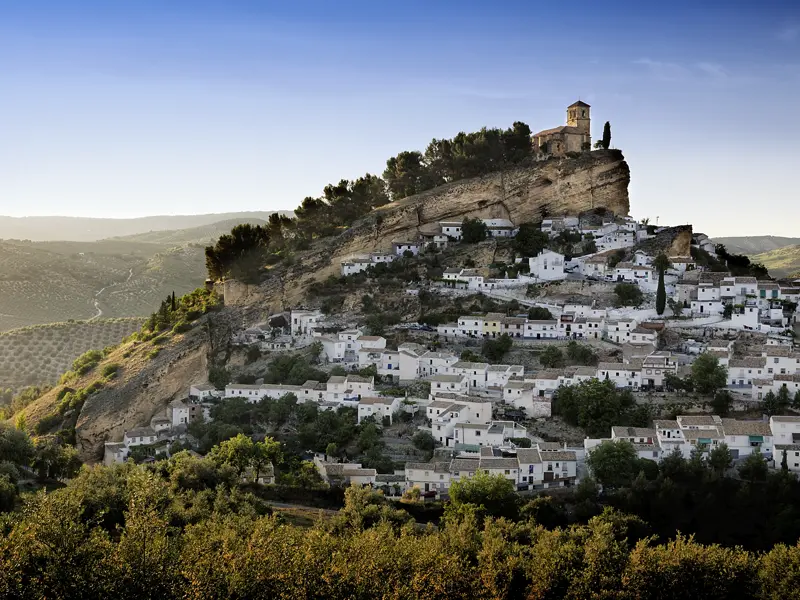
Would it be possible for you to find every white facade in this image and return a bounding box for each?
[357,396,400,424]
[529,250,566,281]
[291,309,322,337]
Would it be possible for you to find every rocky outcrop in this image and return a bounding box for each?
[637,225,693,258]
[225,150,631,312]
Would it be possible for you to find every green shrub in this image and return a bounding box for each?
[172,321,191,334]
[101,364,121,379]
[148,349,161,359]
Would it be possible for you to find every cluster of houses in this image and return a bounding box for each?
[103,384,219,466]
[586,414,800,474]
[676,273,799,332]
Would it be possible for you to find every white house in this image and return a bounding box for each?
[457,315,485,337]
[357,396,400,424]
[486,364,525,388]
[318,335,347,363]
[124,427,157,448]
[189,383,217,400]
[640,352,677,388]
[484,219,518,237]
[291,309,323,337]
[418,351,459,377]
[439,219,464,240]
[597,362,642,389]
[503,381,552,417]
[728,357,768,387]
[524,319,559,339]
[168,399,192,427]
[392,241,421,256]
[529,250,566,281]
[428,374,469,395]
[447,361,489,389]
[720,418,773,459]
[405,462,451,494]
[225,383,265,401]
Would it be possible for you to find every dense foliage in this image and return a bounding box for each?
[553,379,650,437]
[1,454,800,598]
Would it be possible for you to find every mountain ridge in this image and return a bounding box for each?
[0,211,292,242]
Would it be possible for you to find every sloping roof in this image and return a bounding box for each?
[721,419,772,437]
[359,396,396,406]
[450,459,480,473]
[677,415,720,426]
[569,100,591,108]
[729,357,767,369]
[533,125,584,137]
[515,449,542,464]
[542,451,577,461]
[612,426,656,439]
[479,457,519,469]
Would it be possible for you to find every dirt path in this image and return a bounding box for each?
[89,268,134,321]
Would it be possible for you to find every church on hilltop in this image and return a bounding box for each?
[532,100,591,157]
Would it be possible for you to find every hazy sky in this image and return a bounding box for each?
[1,1,798,236]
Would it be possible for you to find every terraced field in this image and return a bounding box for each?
[0,318,145,390]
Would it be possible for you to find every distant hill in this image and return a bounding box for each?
[712,236,800,257]
[751,245,800,279]
[0,211,291,242]
[108,217,269,245]
[0,238,206,331]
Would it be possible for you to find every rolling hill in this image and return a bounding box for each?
[712,236,800,256]
[0,211,290,242]
[751,245,800,279]
[0,216,278,331]
[108,217,269,245]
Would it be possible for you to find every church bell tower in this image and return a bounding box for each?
[566,100,591,136]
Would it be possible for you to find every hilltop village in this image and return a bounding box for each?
[106,203,800,498]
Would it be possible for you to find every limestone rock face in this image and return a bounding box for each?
[227,150,630,312]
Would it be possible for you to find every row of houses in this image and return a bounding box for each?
[586,414,800,473]
[437,308,664,344]
[406,443,577,495]
[675,275,798,330]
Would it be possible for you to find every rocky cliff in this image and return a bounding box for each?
[224,150,630,311]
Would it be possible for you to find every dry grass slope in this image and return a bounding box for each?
[0,318,145,390]
[751,245,800,278]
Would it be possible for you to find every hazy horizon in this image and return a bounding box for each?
[2,0,799,236]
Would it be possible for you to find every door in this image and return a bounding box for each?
[544,471,554,482]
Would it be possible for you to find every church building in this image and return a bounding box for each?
[532,101,591,157]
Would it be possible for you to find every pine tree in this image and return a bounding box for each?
[602,121,611,149]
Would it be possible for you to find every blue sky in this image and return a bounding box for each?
[1,0,798,236]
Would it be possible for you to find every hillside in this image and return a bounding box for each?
[222,150,631,310]
[0,211,290,242]
[13,151,630,461]
[107,217,270,245]
[0,318,145,391]
[97,246,208,318]
[0,218,270,330]
[751,245,800,278]
[713,235,800,256]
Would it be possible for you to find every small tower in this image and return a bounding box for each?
[566,100,591,135]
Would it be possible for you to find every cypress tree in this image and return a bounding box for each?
[656,267,666,315]
[171,291,176,312]
[602,121,611,149]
